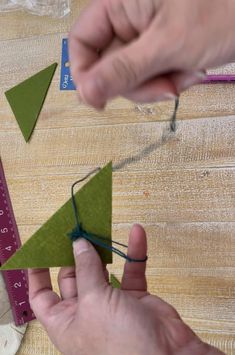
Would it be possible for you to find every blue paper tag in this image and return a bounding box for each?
[60,38,76,91]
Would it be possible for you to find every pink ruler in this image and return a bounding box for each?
[0,158,35,325]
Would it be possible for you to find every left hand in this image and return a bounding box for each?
[29,224,223,355]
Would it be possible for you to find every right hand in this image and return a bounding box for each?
[69,0,235,109]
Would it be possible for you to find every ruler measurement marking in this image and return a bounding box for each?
[0,159,35,325]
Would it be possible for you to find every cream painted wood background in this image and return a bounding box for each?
[0,1,235,354]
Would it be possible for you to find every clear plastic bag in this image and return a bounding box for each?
[0,0,70,18]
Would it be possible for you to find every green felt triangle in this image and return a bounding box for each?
[110,274,121,289]
[5,63,57,142]
[0,162,112,270]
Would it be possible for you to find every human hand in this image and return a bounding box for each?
[69,0,235,109]
[29,224,223,355]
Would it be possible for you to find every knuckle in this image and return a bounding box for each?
[77,252,96,271]
[79,292,97,308]
[110,55,138,87]
[137,0,156,29]
[28,291,39,309]
[166,23,187,53]
[157,22,188,68]
[106,0,124,17]
[58,267,75,281]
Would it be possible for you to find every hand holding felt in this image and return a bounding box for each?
[0,162,112,270]
[28,225,222,355]
[28,225,149,354]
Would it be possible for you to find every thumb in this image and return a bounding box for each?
[73,238,107,297]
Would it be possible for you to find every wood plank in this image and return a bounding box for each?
[0,116,234,178]
[147,275,235,320]
[113,168,234,223]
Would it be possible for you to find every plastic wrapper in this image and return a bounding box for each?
[0,0,70,18]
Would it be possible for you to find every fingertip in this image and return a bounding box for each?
[128,223,147,257]
[130,223,146,238]
[79,76,107,109]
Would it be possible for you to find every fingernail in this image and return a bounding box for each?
[179,71,207,91]
[156,92,177,102]
[73,238,90,256]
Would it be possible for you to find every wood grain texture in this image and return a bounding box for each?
[0,116,234,177]
[0,1,234,354]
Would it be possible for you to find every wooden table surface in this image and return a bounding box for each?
[0,1,234,354]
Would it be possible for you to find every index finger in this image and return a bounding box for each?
[69,0,113,88]
[28,268,60,324]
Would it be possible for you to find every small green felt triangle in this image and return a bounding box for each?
[110,274,121,289]
[0,162,112,270]
[5,63,57,142]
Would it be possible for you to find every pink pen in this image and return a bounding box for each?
[203,74,235,83]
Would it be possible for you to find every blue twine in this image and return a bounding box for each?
[68,168,147,263]
[170,97,179,132]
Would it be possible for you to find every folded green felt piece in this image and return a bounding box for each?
[0,162,112,270]
[5,63,57,142]
[110,274,121,289]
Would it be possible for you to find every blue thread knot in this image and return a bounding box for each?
[68,224,87,242]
